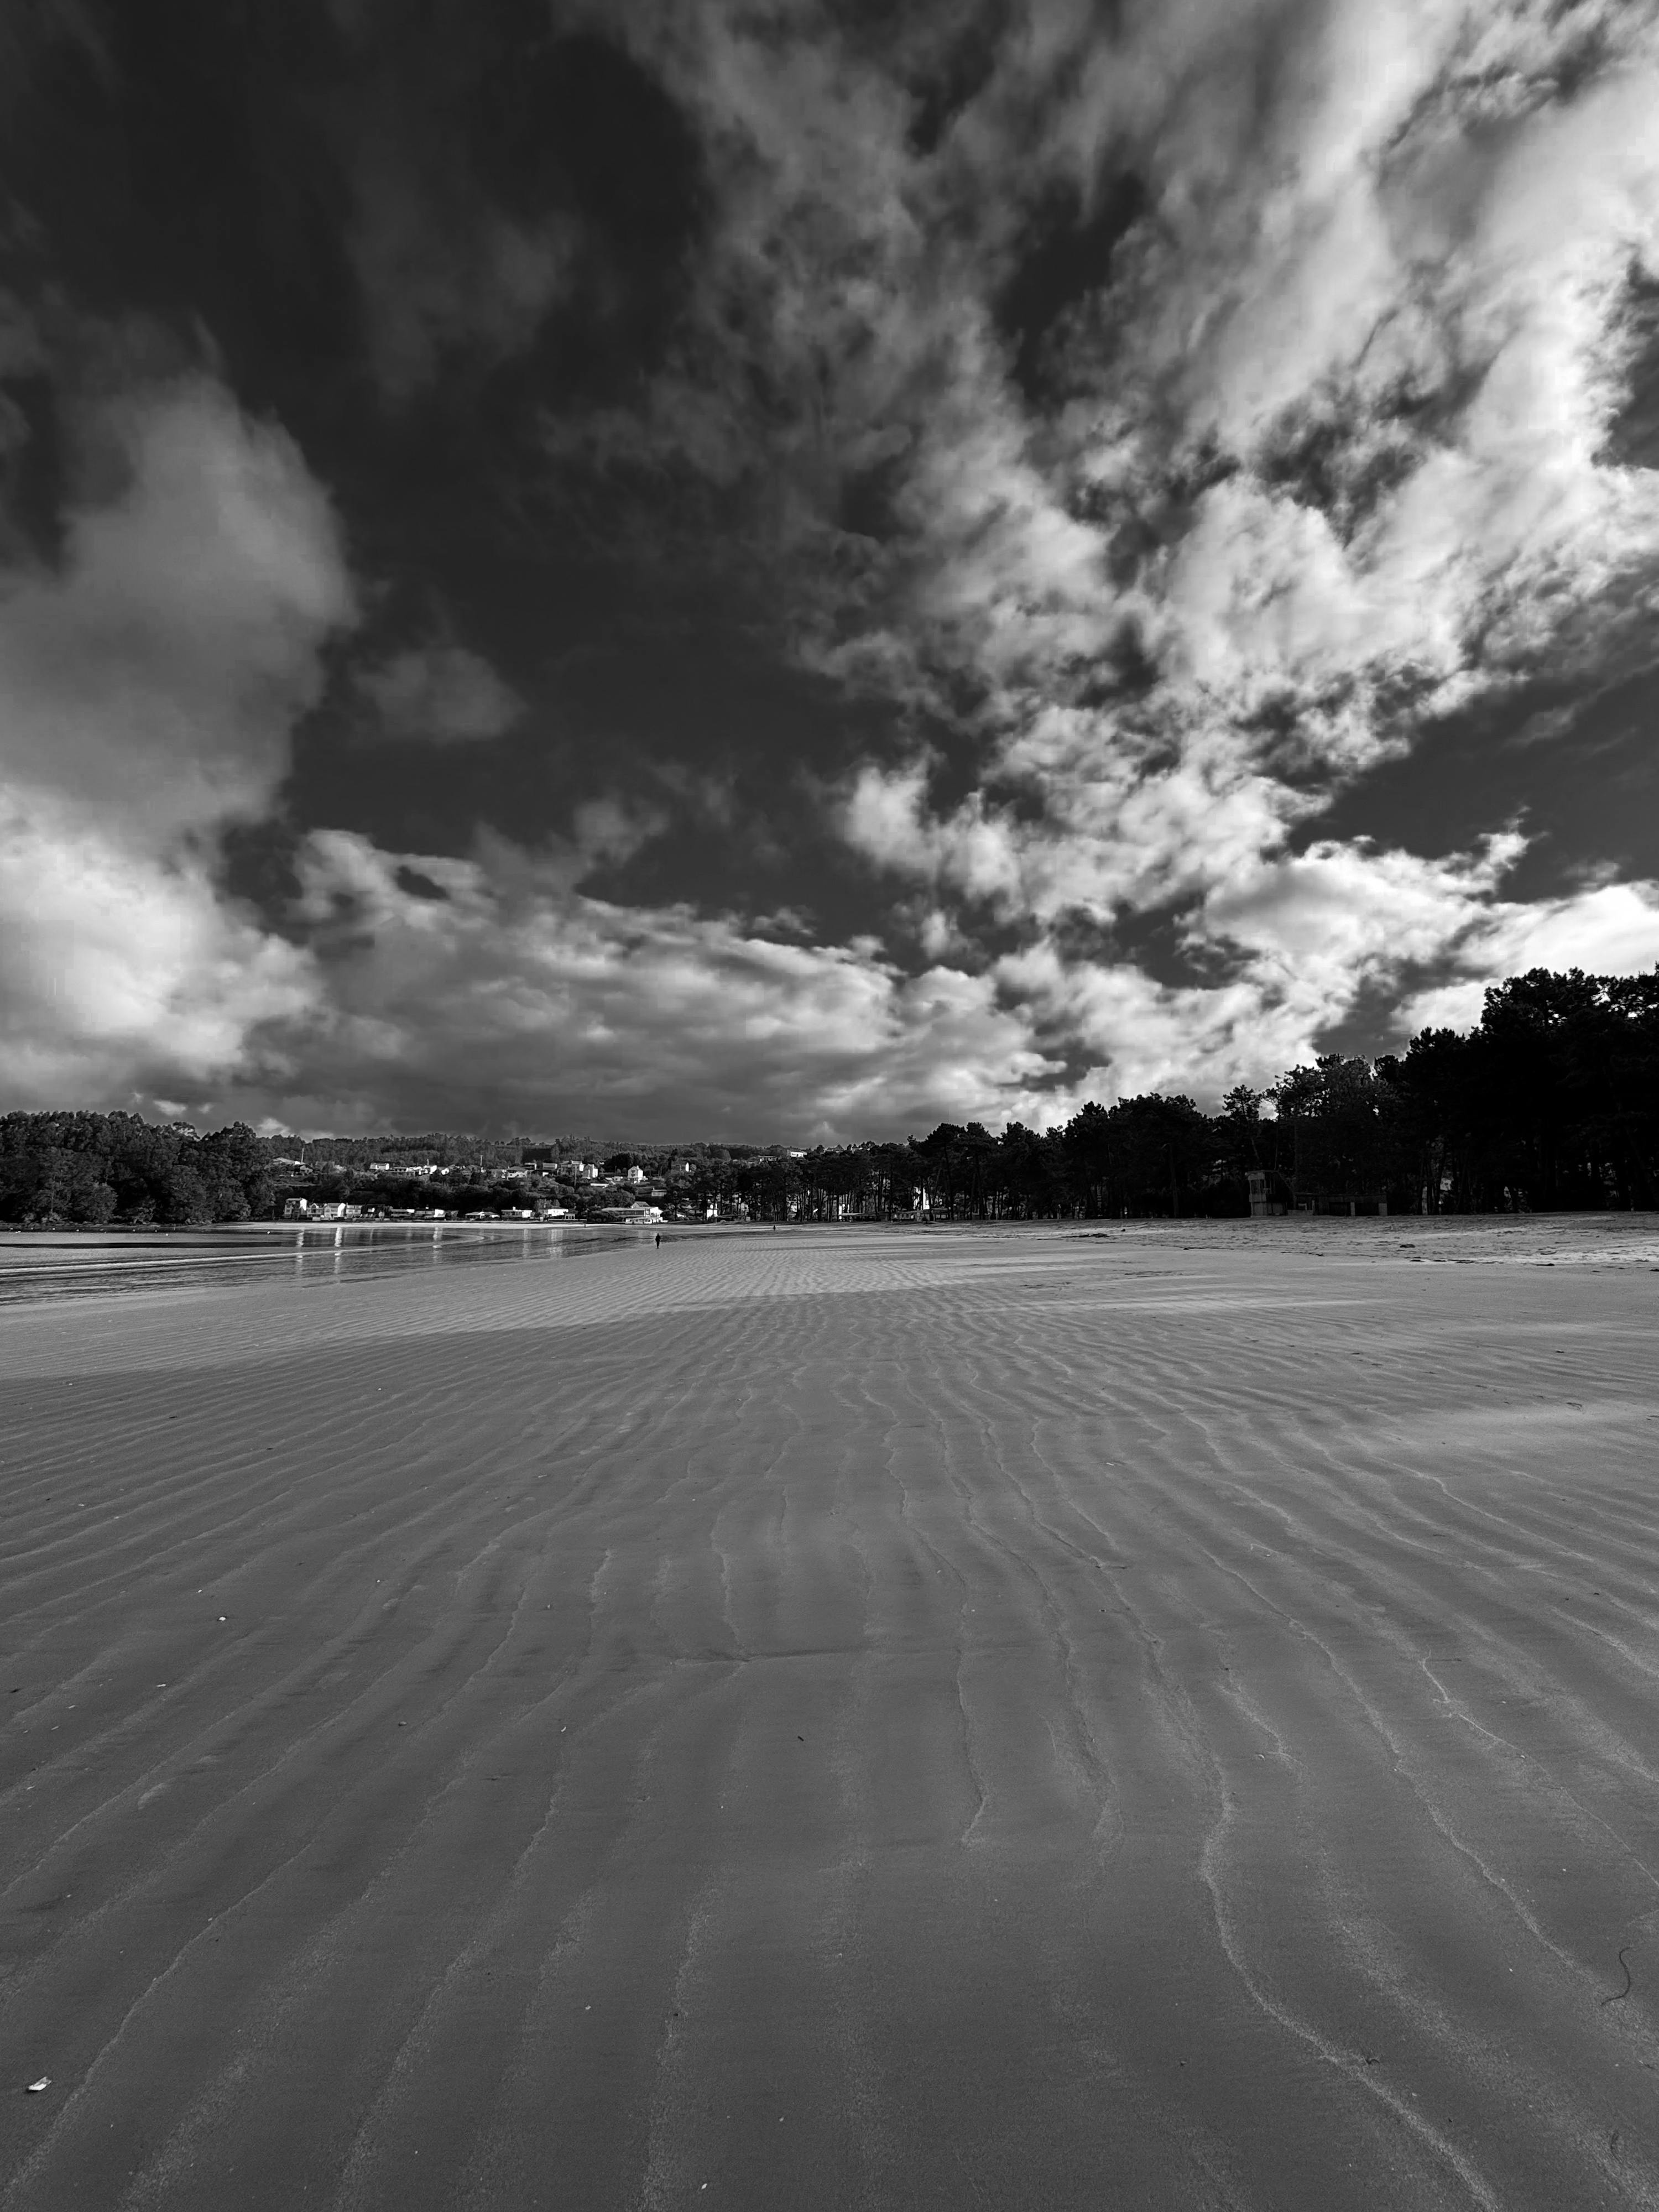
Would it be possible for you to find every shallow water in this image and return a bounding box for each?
[0,1220,635,1306]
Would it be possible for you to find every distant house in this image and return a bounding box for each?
[593,1202,664,1224]
[285,1199,364,1221]
[520,1146,597,1172]
[623,1165,646,1186]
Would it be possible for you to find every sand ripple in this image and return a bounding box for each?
[3,1229,1658,2208]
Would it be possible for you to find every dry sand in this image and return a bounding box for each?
[3,1224,1658,2210]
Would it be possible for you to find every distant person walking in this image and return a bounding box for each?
[654,1232,661,1250]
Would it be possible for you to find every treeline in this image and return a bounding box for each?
[0,1115,274,1225]
[286,1133,582,1172]
[3,967,1656,1227]
[683,966,1659,1222]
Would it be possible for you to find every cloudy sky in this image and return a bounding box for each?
[3,0,1658,1139]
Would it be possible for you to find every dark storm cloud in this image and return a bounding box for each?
[3,0,1659,1133]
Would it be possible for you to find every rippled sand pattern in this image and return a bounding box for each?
[3,1230,1658,2209]
[1079,1208,1659,1271]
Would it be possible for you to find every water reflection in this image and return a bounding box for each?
[0,1221,633,1307]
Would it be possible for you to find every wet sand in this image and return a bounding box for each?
[3,1225,1658,2209]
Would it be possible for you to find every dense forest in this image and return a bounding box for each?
[0,1117,276,1228]
[3,967,1656,1226]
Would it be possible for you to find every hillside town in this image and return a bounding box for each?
[269,1144,807,1226]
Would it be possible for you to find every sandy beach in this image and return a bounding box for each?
[3,1223,1658,2210]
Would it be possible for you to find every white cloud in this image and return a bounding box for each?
[1165,478,1465,720]
[1397,879,1659,1033]
[844,734,1306,925]
[0,372,349,1107]
[0,794,317,1108]
[798,2,1659,1091]
[991,938,1317,1107]
[0,376,352,839]
[226,829,1065,1138]
[974,832,1547,1104]
[1198,834,1528,999]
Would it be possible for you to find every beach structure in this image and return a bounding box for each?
[1245,1170,1285,1217]
[1247,1168,1386,1216]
